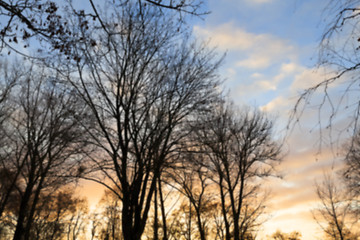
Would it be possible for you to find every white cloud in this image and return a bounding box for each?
[194,23,256,51]
[194,22,300,101]
[260,96,288,112]
[234,62,304,97]
[194,23,297,70]
[237,55,271,69]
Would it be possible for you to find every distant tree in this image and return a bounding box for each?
[270,230,302,240]
[193,103,281,240]
[313,173,358,240]
[343,130,360,198]
[64,193,89,240]
[211,202,228,240]
[89,213,104,240]
[97,189,123,240]
[29,189,88,240]
[169,159,214,240]
[166,198,194,240]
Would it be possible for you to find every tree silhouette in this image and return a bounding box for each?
[192,103,281,240]
[0,61,91,240]
[53,2,221,240]
[344,130,360,200]
[97,189,123,240]
[0,60,21,219]
[313,173,358,240]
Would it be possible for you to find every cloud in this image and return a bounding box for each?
[194,23,297,70]
[260,96,288,112]
[194,23,257,51]
[234,62,304,99]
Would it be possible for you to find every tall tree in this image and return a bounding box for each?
[0,61,90,240]
[55,2,221,240]
[0,60,21,219]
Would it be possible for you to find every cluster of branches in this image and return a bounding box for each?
[156,103,281,240]
[0,1,282,240]
[0,0,206,57]
[291,0,360,150]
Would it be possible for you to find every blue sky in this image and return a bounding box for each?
[193,0,330,108]
[186,0,352,239]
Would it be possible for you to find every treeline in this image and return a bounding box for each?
[0,1,282,240]
[0,47,281,240]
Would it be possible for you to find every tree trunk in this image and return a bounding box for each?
[188,197,192,240]
[158,178,168,240]
[24,173,47,240]
[195,207,206,240]
[13,183,34,240]
[153,186,159,240]
[219,178,231,240]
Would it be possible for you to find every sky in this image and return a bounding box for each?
[189,0,351,239]
[0,0,356,239]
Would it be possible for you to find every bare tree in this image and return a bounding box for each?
[193,103,281,240]
[0,61,91,240]
[313,173,359,240]
[53,2,221,240]
[0,60,21,220]
[64,193,89,240]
